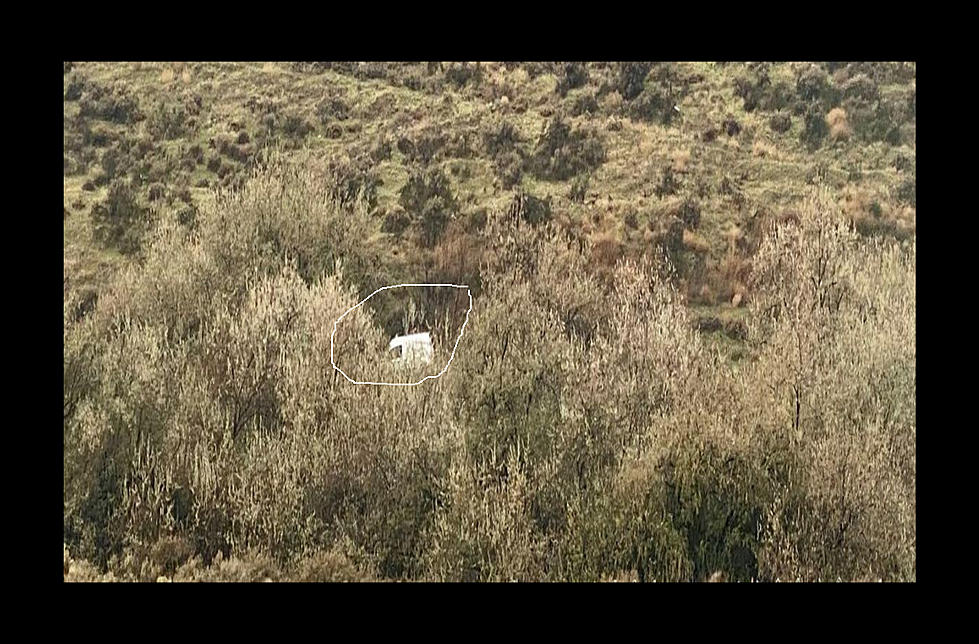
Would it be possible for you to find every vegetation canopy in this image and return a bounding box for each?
[64,62,915,582]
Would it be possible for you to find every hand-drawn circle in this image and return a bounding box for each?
[331,283,473,386]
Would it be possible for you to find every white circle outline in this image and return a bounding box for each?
[330,283,473,386]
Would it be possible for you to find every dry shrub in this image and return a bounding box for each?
[434,221,482,287]
[160,68,175,84]
[64,154,383,570]
[827,107,852,141]
[841,185,876,219]
[425,447,547,581]
[589,231,624,267]
[65,556,111,582]
[294,541,378,582]
[748,191,915,580]
[603,569,640,582]
[600,91,624,114]
[195,550,281,582]
[149,535,195,575]
[585,231,626,289]
[840,185,909,241]
[64,150,914,581]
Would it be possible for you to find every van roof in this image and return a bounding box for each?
[389,332,432,350]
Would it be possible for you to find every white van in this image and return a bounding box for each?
[389,332,434,368]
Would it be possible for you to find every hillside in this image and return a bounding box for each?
[63,62,916,582]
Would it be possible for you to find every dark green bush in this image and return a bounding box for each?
[79,85,142,124]
[678,198,701,228]
[280,112,313,139]
[495,149,524,189]
[571,91,599,116]
[794,64,840,112]
[176,203,197,229]
[654,166,681,198]
[769,112,792,134]
[895,177,916,207]
[483,120,521,157]
[521,192,552,226]
[399,167,458,247]
[445,62,482,88]
[631,84,675,124]
[91,180,152,254]
[844,84,912,146]
[315,96,349,124]
[734,65,793,113]
[371,137,393,162]
[328,155,380,210]
[801,105,829,150]
[99,145,129,182]
[839,73,879,104]
[616,62,652,100]
[381,206,411,236]
[529,118,606,181]
[660,444,770,581]
[64,73,86,101]
[404,128,447,165]
[837,61,915,86]
[569,174,589,203]
[147,101,189,141]
[556,62,589,97]
[467,207,488,232]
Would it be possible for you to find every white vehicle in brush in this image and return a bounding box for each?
[388,332,434,369]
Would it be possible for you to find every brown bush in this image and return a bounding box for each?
[826,107,852,141]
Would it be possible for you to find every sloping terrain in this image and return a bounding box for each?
[64,62,915,343]
[63,62,916,582]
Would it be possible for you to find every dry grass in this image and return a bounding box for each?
[752,140,778,158]
[683,228,711,253]
[672,148,692,173]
